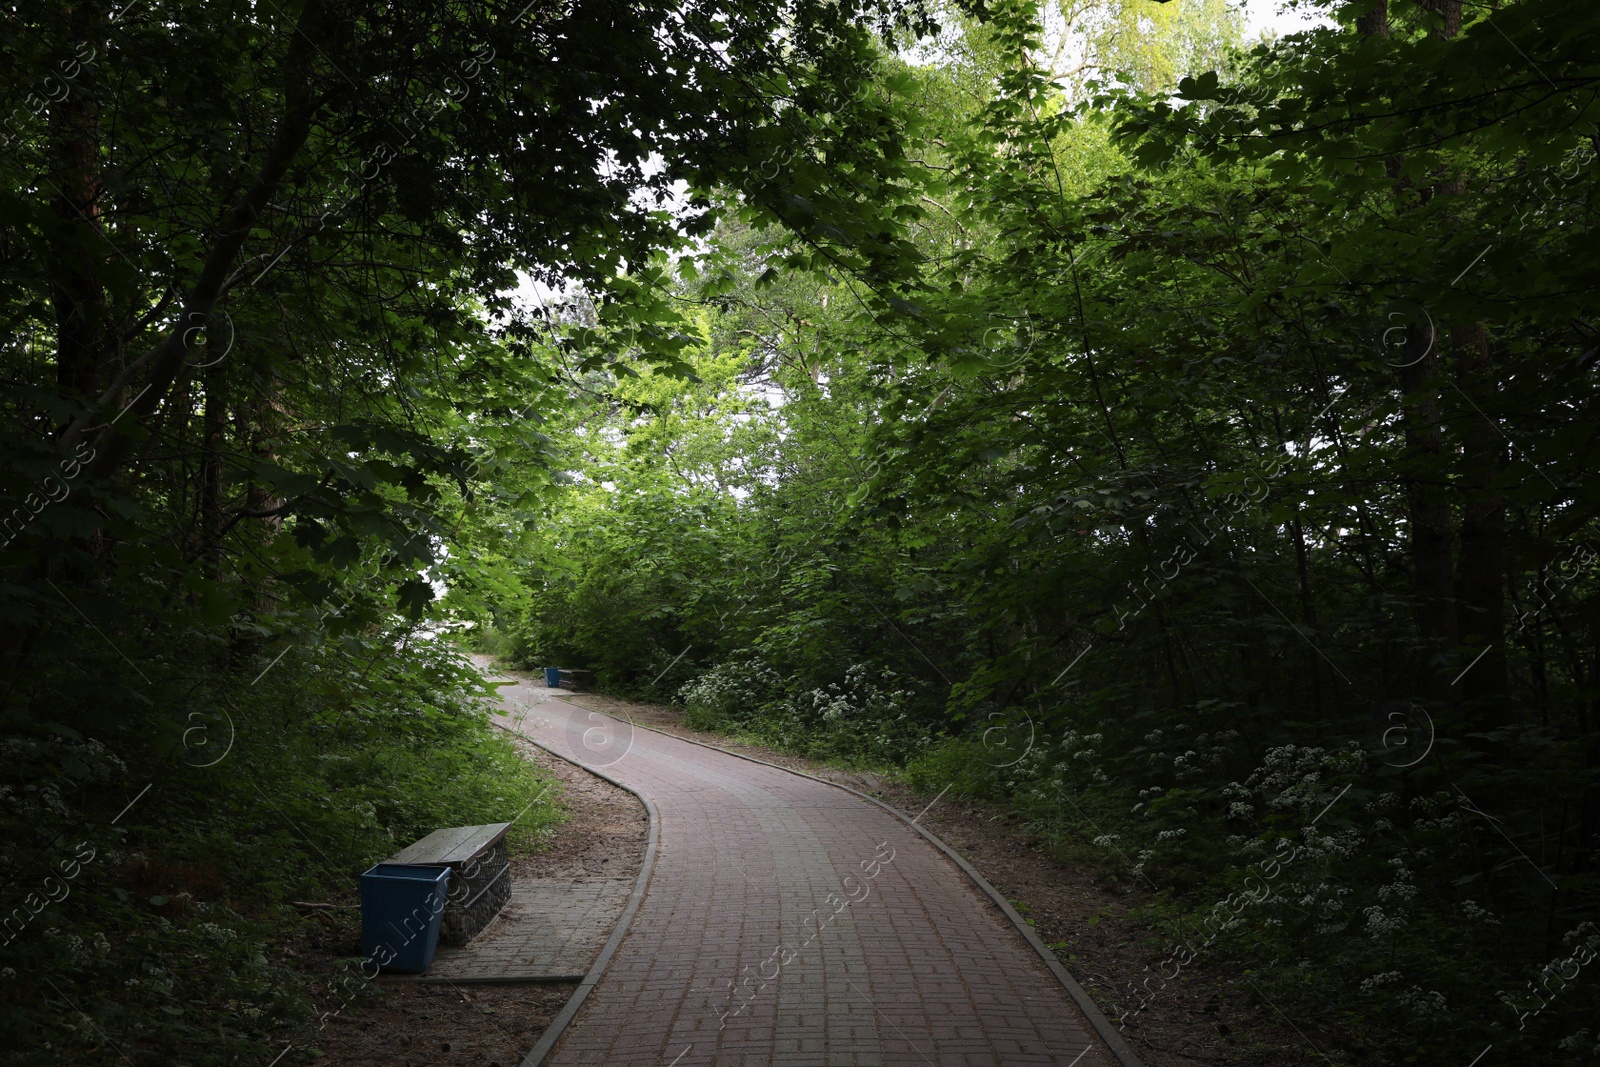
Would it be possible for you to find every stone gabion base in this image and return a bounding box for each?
[439,842,511,947]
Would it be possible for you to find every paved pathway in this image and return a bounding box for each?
[492,676,1117,1067]
[428,878,633,982]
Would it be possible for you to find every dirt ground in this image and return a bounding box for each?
[502,730,650,884]
[545,680,1365,1067]
[285,731,647,1067]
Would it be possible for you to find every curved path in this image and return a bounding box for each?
[491,674,1126,1067]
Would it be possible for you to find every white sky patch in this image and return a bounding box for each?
[1239,0,1333,39]
[748,380,787,410]
[508,273,572,318]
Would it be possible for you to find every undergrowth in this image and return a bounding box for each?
[1,619,560,1066]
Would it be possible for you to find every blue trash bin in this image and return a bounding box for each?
[359,863,451,973]
[544,667,562,688]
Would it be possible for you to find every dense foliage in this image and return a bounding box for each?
[0,0,931,1062]
[480,0,1600,1062]
[7,0,1600,1062]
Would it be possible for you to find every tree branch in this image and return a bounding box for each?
[59,0,332,481]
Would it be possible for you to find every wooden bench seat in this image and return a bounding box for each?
[389,822,512,946]
[557,668,591,691]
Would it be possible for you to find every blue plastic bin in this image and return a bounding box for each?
[359,863,451,973]
[544,667,562,688]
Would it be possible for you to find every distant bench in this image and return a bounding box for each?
[559,669,591,691]
[388,822,511,946]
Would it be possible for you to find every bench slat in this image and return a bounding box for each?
[443,822,512,864]
[389,822,511,867]
[391,825,476,864]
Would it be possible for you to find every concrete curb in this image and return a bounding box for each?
[422,973,586,985]
[554,693,1147,1067]
[490,716,661,1067]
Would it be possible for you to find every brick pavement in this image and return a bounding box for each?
[492,677,1116,1067]
[427,878,633,982]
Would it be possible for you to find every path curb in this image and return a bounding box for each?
[490,716,661,1067]
[552,692,1147,1067]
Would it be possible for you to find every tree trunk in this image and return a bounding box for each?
[1375,0,1492,714]
[1453,323,1509,721]
[1272,409,1324,713]
[47,7,110,400]
[61,0,329,482]
[1419,0,1464,38]
[1357,0,1390,38]
[200,362,226,580]
[1399,321,1458,705]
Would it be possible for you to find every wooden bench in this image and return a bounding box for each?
[557,668,592,692]
[388,822,512,947]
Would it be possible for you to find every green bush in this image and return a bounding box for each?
[904,738,1007,799]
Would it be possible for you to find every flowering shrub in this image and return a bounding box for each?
[680,658,930,766]
[679,658,787,732]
